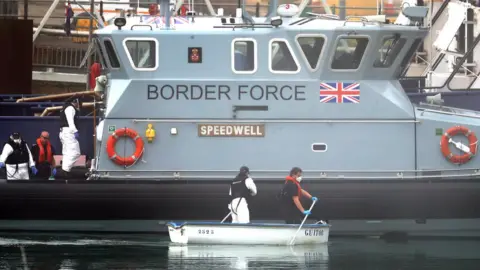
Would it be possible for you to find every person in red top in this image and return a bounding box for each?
[30,131,57,180]
[279,167,317,224]
[178,4,188,16]
[89,62,101,90]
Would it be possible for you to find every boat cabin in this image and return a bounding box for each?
[93,16,427,83]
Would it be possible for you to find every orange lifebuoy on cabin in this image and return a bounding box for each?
[106,128,145,166]
[440,126,478,164]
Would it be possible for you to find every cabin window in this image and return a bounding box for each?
[269,39,300,73]
[331,37,369,70]
[103,39,121,68]
[94,38,108,69]
[398,38,423,77]
[296,36,326,70]
[373,35,407,68]
[232,39,257,74]
[124,39,157,70]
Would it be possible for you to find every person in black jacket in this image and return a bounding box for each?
[0,132,37,180]
[229,166,257,223]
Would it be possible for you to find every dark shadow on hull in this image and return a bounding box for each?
[0,178,479,222]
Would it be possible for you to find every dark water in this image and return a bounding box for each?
[0,233,480,270]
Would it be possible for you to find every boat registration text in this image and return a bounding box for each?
[305,229,324,236]
[198,229,215,234]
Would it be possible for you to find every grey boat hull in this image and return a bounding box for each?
[1,178,479,237]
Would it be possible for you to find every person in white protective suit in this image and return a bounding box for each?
[0,132,37,180]
[228,166,257,223]
[58,98,81,178]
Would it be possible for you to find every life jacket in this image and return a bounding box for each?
[230,173,250,199]
[180,5,188,16]
[89,62,101,90]
[4,140,29,165]
[36,138,53,164]
[286,176,302,197]
[59,103,79,129]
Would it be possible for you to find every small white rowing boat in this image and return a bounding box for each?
[166,200,327,246]
[166,221,330,245]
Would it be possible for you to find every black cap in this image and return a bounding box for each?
[11,132,20,140]
[240,166,249,174]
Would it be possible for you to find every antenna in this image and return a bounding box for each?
[265,0,278,21]
[241,0,254,24]
[159,0,173,29]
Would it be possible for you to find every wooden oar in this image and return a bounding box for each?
[221,212,232,223]
[288,200,317,246]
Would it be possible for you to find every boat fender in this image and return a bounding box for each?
[440,126,478,165]
[106,128,145,167]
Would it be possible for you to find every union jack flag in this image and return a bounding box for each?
[319,82,360,103]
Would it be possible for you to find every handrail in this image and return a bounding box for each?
[94,172,480,180]
[399,0,451,82]
[430,0,451,27]
[132,118,419,124]
[421,31,480,90]
[131,24,153,30]
[40,101,103,117]
[416,107,480,120]
[16,91,102,103]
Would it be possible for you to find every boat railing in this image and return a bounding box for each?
[93,167,480,180]
[39,101,103,116]
[304,12,340,20]
[0,94,43,101]
[400,0,480,93]
[3,0,402,24]
[33,45,100,70]
[16,90,102,103]
[343,15,368,26]
[416,101,480,119]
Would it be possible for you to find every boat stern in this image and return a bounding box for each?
[166,222,188,245]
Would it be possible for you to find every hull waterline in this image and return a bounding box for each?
[1,178,480,237]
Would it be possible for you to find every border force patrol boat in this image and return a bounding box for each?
[2,0,480,238]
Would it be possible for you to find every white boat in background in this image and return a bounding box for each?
[166,221,330,245]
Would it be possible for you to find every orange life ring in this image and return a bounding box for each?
[106,128,145,166]
[440,126,478,164]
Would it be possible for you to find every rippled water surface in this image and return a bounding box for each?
[0,233,479,269]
